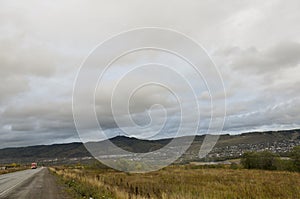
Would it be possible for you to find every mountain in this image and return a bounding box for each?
[0,129,299,164]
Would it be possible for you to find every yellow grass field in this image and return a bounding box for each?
[50,165,300,199]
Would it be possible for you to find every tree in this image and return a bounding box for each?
[291,146,300,172]
[241,151,278,170]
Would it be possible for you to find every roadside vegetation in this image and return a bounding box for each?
[50,163,300,199]
[0,163,28,175]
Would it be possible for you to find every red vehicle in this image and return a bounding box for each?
[31,162,37,169]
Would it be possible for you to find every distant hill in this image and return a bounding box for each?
[0,129,299,164]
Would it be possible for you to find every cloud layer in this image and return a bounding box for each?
[0,0,300,148]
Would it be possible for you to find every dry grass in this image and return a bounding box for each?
[0,167,27,175]
[50,165,300,199]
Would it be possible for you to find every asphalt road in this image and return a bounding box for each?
[0,168,70,199]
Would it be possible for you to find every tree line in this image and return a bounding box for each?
[241,146,300,171]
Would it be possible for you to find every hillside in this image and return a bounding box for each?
[0,129,299,164]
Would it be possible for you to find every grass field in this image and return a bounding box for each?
[50,165,300,199]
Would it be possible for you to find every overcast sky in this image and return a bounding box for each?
[1,0,300,148]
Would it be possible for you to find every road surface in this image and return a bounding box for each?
[0,168,70,199]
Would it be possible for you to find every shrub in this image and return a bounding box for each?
[274,158,294,171]
[241,151,279,170]
[291,146,300,172]
[230,162,239,169]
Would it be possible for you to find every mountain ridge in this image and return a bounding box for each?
[0,129,299,164]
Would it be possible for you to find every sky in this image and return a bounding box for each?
[0,0,300,148]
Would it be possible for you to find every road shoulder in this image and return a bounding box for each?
[2,168,71,199]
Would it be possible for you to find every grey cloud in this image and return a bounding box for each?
[0,36,59,77]
[222,41,300,73]
[0,116,78,149]
[0,29,62,103]
[224,98,300,133]
[10,124,35,132]
[1,101,75,136]
[0,76,29,102]
[1,1,300,147]
[2,101,72,120]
